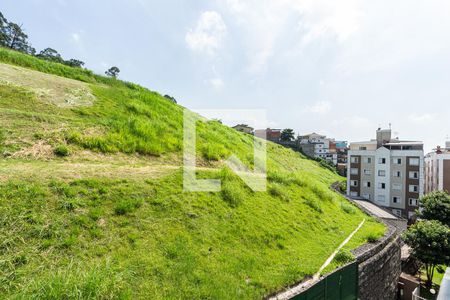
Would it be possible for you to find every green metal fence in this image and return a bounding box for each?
[291,262,358,300]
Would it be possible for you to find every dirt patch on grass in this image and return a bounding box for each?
[0,63,95,107]
[11,140,54,159]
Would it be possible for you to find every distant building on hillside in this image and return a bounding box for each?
[255,128,282,142]
[297,133,338,165]
[425,141,450,193]
[232,124,254,134]
[347,128,424,220]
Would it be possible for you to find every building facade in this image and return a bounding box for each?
[255,128,281,142]
[232,124,254,134]
[298,133,338,164]
[425,141,450,193]
[347,128,424,220]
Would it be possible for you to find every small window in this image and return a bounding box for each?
[351,180,358,187]
[409,185,419,193]
[359,146,367,150]
[409,198,418,206]
[362,193,371,200]
[378,183,386,189]
[378,170,386,177]
[364,181,371,188]
[393,171,402,178]
[392,196,401,204]
[350,191,358,197]
[392,209,402,217]
[364,157,372,164]
[378,195,386,202]
[350,168,359,175]
[409,171,419,179]
[409,158,420,166]
[379,158,386,164]
[351,157,359,163]
[364,169,372,175]
[393,158,402,165]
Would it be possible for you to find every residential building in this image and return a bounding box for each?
[347,128,424,220]
[232,124,254,135]
[425,141,450,193]
[255,128,281,142]
[298,133,338,164]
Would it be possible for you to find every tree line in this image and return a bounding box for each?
[0,11,119,77]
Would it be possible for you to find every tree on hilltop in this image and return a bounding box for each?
[105,66,120,78]
[0,13,35,54]
[280,129,295,142]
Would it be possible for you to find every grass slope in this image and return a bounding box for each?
[0,48,385,299]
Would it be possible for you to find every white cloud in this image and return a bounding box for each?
[408,113,437,123]
[304,101,332,114]
[208,77,224,89]
[185,11,227,55]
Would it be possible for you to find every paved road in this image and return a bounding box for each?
[353,199,399,219]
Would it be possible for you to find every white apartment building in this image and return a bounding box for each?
[298,133,338,164]
[425,141,450,193]
[347,128,424,220]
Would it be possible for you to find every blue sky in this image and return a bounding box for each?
[2,0,450,152]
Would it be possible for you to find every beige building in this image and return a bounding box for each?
[347,128,424,220]
[425,141,450,193]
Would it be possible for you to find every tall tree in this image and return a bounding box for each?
[105,66,120,78]
[36,48,63,63]
[1,20,35,54]
[280,128,295,142]
[418,191,450,227]
[403,220,450,287]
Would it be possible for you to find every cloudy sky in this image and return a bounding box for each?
[2,0,450,152]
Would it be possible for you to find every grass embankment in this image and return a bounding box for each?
[0,47,385,299]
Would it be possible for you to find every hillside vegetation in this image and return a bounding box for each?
[0,48,385,299]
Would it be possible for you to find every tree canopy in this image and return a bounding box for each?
[403,220,450,287]
[36,48,63,63]
[280,129,295,142]
[419,191,450,227]
[105,66,120,78]
[0,14,35,54]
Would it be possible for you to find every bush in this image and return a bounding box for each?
[221,182,245,208]
[366,232,380,243]
[341,202,356,214]
[54,144,69,157]
[114,199,143,215]
[304,198,323,213]
[333,249,354,264]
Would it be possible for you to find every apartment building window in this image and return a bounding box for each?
[351,180,358,187]
[364,157,372,164]
[409,198,418,206]
[378,195,386,202]
[392,183,403,190]
[392,209,402,217]
[378,183,386,189]
[362,194,371,200]
[350,157,359,163]
[359,146,367,150]
[393,158,402,165]
[379,158,386,164]
[392,196,401,204]
[409,185,419,193]
[350,191,358,197]
[378,170,386,177]
[350,168,359,175]
[409,171,419,179]
[364,181,371,188]
[409,158,420,166]
[393,171,402,178]
[363,169,372,175]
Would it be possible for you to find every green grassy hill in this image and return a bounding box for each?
[0,48,385,299]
